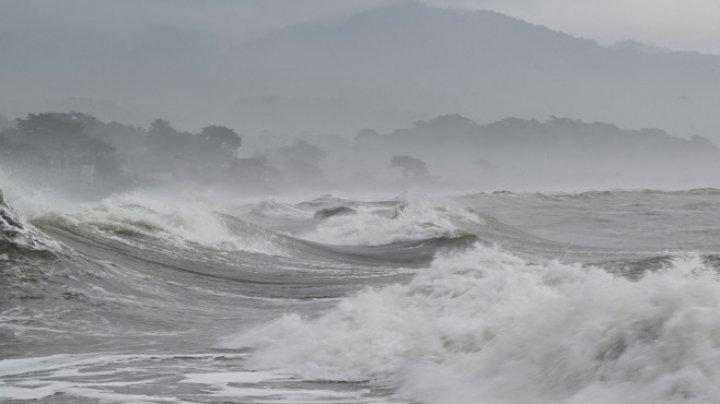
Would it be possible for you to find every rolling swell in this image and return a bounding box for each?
[34,216,404,301]
[219,211,477,266]
[5,190,720,403]
[4,193,463,362]
[9,194,482,336]
[244,195,635,264]
[221,192,720,404]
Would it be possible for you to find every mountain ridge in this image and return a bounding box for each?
[214,2,720,139]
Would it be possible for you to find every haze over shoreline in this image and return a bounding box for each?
[2,1,719,143]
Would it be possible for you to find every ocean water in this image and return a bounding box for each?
[3,188,720,403]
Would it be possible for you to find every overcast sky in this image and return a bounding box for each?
[429,0,720,54]
[1,1,718,54]
[2,0,719,138]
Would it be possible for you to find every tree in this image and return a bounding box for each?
[17,112,86,150]
[5,112,130,190]
[146,119,193,154]
[200,125,242,151]
[15,112,115,158]
[390,155,429,178]
[196,125,242,163]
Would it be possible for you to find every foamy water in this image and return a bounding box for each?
[230,246,720,403]
[300,197,481,246]
[4,188,720,403]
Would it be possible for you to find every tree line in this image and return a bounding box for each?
[0,112,244,195]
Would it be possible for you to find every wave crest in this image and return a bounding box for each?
[227,246,720,404]
[300,198,481,246]
[0,191,59,257]
[36,192,286,256]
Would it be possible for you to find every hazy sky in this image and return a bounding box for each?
[430,0,720,54]
[2,0,719,137]
[1,0,718,54]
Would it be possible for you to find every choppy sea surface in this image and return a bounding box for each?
[3,188,720,403]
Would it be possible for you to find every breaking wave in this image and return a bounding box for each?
[0,191,59,258]
[300,197,481,246]
[34,192,287,256]
[8,187,720,403]
[228,245,720,404]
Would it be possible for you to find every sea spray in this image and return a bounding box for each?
[37,191,286,255]
[0,189,60,254]
[228,245,720,404]
[301,197,482,246]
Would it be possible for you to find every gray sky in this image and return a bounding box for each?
[2,1,718,54]
[2,0,719,138]
[428,0,720,54]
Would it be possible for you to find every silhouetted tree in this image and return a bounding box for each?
[7,112,130,190]
[146,119,193,154]
[390,155,429,178]
[17,113,86,150]
[200,125,242,150]
[0,134,47,168]
[196,125,242,163]
[15,113,116,159]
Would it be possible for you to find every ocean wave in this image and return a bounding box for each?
[250,199,313,220]
[0,191,59,257]
[300,198,482,246]
[228,245,720,404]
[35,192,286,256]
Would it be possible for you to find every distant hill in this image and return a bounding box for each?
[351,113,720,188]
[2,1,720,139]
[219,2,720,139]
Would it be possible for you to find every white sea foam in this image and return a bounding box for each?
[227,245,720,404]
[43,191,286,255]
[301,197,481,246]
[0,353,247,403]
[0,353,390,403]
[0,193,60,253]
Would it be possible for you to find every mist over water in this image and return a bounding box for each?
[3,1,720,403]
[4,185,720,403]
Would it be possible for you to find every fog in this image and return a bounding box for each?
[2,0,720,198]
[446,0,720,55]
[7,4,720,402]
